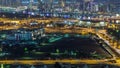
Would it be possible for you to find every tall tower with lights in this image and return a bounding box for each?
[0,0,11,7]
[49,0,53,12]
[50,0,53,8]
[0,0,22,7]
[37,0,43,9]
[83,0,94,11]
[59,0,65,8]
[37,0,44,13]
[0,0,4,6]
[28,0,34,9]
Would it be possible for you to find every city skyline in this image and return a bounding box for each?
[0,0,120,68]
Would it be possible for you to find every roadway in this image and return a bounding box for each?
[0,18,79,24]
[44,27,94,34]
[45,27,120,66]
[0,21,119,65]
[0,59,117,65]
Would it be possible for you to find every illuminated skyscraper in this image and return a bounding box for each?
[110,1,120,12]
[37,0,43,8]
[0,0,10,6]
[50,0,53,8]
[59,0,65,8]
[83,0,94,11]
[28,0,34,9]
[0,0,22,7]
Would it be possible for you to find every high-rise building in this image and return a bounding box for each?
[88,1,99,12]
[0,0,22,7]
[83,0,94,11]
[58,0,65,8]
[37,0,43,8]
